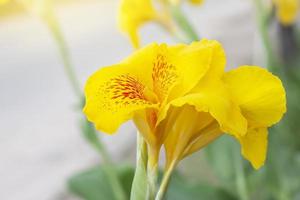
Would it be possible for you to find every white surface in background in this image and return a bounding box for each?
[0,0,257,199]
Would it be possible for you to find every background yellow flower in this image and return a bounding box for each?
[118,0,171,48]
[189,0,203,4]
[273,0,299,25]
[118,0,204,48]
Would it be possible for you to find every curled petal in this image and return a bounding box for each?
[223,66,286,128]
[237,128,268,169]
[170,80,247,137]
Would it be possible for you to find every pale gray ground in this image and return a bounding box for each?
[0,0,262,199]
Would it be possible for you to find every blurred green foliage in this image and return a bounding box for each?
[69,165,134,200]
[203,23,300,200]
[68,165,237,200]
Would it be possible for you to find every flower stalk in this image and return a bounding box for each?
[42,11,82,98]
[233,146,249,200]
[155,161,176,200]
[146,146,160,200]
[170,4,199,42]
[146,162,158,200]
[41,8,126,200]
[131,134,149,200]
[253,0,279,73]
[85,121,127,200]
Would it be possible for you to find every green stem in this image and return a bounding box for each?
[253,0,279,72]
[82,119,127,200]
[296,27,300,46]
[233,148,249,200]
[42,10,126,200]
[170,5,199,43]
[146,148,159,200]
[131,134,149,200]
[42,11,82,98]
[155,161,176,200]
[147,163,158,200]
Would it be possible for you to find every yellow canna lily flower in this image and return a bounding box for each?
[83,39,286,170]
[273,0,299,26]
[223,66,286,169]
[84,39,247,165]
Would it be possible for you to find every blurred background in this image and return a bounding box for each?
[0,0,299,200]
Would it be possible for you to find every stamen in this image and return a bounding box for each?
[152,53,178,101]
[109,74,146,100]
[98,74,152,112]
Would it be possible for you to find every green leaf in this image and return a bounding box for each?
[69,165,237,200]
[204,136,237,191]
[79,118,127,200]
[166,172,237,200]
[68,165,134,200]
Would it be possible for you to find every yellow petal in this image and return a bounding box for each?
[134,42,211,104]
[151,39,223,108]
[167,39,224,101]
[182,122,222,158]
[169,80,248,137]
[151,43,185,102]
[83,44,160,134]
[189,39,226,86]
[157,39,226,125]
[223,66,286,128]
[133,109,159,148]
[273,0,299,25]
[162,105,216,164]
[238,128,268,169]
